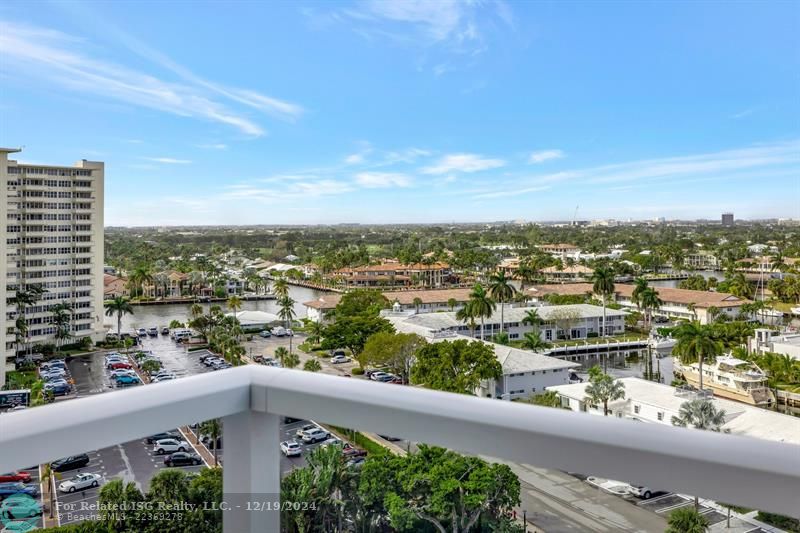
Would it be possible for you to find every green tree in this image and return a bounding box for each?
[412,296,423,313]
[321,315,395,364]
[104,296,134,339]
[200,419,222,466]
[361,331,426,382]
[303,358,322,372]
[673,322,722,391]
[306,320,324,346]
[488,271,516,334]
[584,370,626,416]
[523,390,564,408]
[189,303,204,318]
[40,464,60,519]
[666,505,709,533]
[521,331,551,352]
[671,400,727,432]
[49,302,73,351]
[275,346,289,366]
[141,359,162,375]
[468,283,496,341]
[128,265,154,298]
[631,276,649,309]
[411,339,502,394]
[283,352,300,369]
[639,287,664,327]
[447,297,458,311]
[591,266,616,338]
[226,295,242,314]
[334,289,390,318]
[99,478,145,530]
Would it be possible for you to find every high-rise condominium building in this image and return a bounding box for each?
[1,148,105,387]
[721,212,734,226]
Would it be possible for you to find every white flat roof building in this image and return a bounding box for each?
[2,148,105,386]
[548,377,800,446]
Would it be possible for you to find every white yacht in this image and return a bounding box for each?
[673,355,775,407]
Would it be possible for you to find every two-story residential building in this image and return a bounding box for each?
[685,250,720,270]
[536,243,581,258]
[103,274,129,299]
[331,262,451,288]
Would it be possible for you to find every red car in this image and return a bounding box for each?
[108,361,132,370]
[0,472,32,483]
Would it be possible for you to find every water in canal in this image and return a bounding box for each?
[109,285,328,332]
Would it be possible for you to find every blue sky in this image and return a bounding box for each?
[1,0,798,225]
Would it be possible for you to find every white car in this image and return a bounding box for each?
[295,424,318,438]
[330,355,350,364]
[109,369,137,379]
[59,473,102,493]
[280,440,302,457]
[369,371,391,381]
[301,428,330,444]
[154,439,188,454]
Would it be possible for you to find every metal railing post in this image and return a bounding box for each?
[222,410,281,533]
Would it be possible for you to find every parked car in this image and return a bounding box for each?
[115,375,140,386]
[43,381,71,396]
[258,330,271,338]
[40,368,67,379]
[203,357,223,367]
[2,518,41,532]
[152,375,176,383]
[653,316,670,324]
[40,360,66,371]
[0,495,42,519]
[331,349,346,358]
[164,452,202,467]
[58,473,102,493]
[296,424,318,438]
[154,439,188,454]
[161,327,170,335]
[136,328,147,337]
[0,484,39,498]
[301,428,330,444]
[280,441,302,457]
[51,454,90,472]
[109,369,138,379]
[0,473,31,484]
[342,444,367,458]
[345,456,366,469]
[108,361,132,370]
[146,432,181,444]
[285,329,294,336]
[330,355,350,364]
[628,485,666,500]
[369,372,391,382]
[270,326,286,337]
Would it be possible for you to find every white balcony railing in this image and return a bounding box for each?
[1,365,798,532]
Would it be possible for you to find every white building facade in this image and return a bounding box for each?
[2,148,105,386]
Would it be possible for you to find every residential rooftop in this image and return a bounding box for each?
[548,377,800,446]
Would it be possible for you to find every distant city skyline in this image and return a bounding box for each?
[1,1,798,225]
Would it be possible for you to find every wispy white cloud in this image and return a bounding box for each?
[529,149,565,164]
[223,179,353,203]
[422,153,505,174]
[0,20,303,136]
[144,157,192,164]
[354,172,412,188]
[197,143,228,150]
[731,108,756,119]
[124,139,144,144]
[345,153,366,164]
[472,185,550,200]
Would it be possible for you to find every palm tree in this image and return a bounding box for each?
[278,296,297,353]
[591,267,616,338]
[456,306,479,337]
[447,298,458,311]
[671,399,727,431]
[521,331,551,352]
[673,322,722,391]
[631,277,649,310]
[583,371,625,416]
[200,419,222,466]
[666,507,709,533]
[10,285,46,355]
[488,271,516,335]
[227,295,242,315]
[303,359,322,372]
[283,352,300,369]
[189,303,204,318]
[275,346,289,366]
[40,463,60,519]
[306,321,324,346]
[412,297,423,314]
[468,283,496,341]
[639,287,663,328]
[522,308,543,328]
[128,265,153,298]
[49,302,73,351]
[104,297,134,339]
[273,277,289,298]
[705,306,721,323]
[13,316,28,361]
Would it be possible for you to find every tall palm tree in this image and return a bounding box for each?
[591,267,616,338]
[227,295,243,315]
[447,298,458,311]
[200,419,222,466]
[128,265,153,298]
[273,277,289,298]
[522,308,543,328]
[10,285,45,355]
[306,321,324,346]
[468,284,496,341]
[671,399,727,431]
[639,287,663,327]
[189,303,204,318]
[49,302,73,351]
[412,297,423,314]
[104,297,134,339]
[488,271,516,334]
[40,464,61,519]
[283,352,300,369]
[631,277,649,310]
[583,371,626,416]
[275,346,289,366]
[456,306,478,338]
[673,322,722,391]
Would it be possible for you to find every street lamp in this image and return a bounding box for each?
[523,509,527,532]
